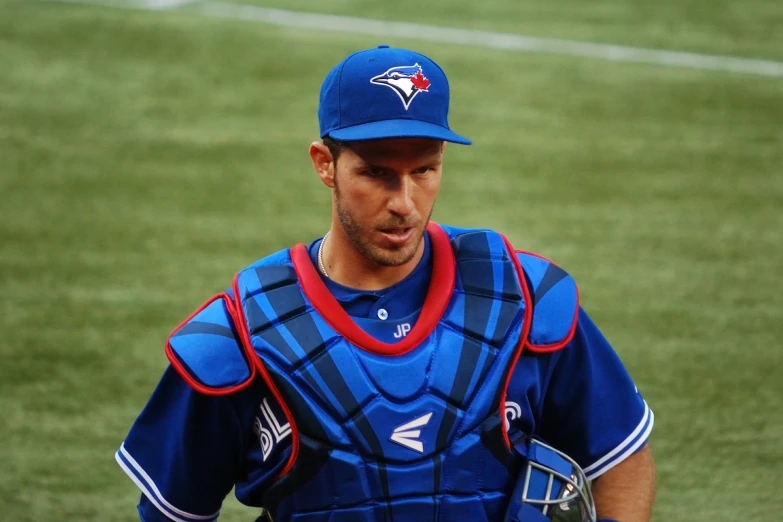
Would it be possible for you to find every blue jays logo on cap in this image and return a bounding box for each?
[370,63,431,110]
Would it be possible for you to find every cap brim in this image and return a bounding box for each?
[327,119,471,145]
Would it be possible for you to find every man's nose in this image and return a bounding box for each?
[386,175,415,217]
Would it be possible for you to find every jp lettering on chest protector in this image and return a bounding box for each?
[116,45,655,522]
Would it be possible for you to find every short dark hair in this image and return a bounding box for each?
[322,136,349,163]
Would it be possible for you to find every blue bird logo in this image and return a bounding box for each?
[370,63,431,110]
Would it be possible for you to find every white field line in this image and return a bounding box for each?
[43,0,200,9]
[48,0,783,77]
[143,0,202,10]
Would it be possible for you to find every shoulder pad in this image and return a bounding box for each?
[166,293,256,395]
[244,248,294,271]
[438,223,493,240]
[516,251,580,353]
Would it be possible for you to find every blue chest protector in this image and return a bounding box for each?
[166,224,579,522]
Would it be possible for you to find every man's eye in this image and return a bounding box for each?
[365,168,385,177]
[413,166,432,175]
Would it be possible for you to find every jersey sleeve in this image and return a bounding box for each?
[115,366,249,522]
[537,307,653,480]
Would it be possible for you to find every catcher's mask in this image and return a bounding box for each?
[504,437,597,522]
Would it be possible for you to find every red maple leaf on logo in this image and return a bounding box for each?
[410,71,430,91]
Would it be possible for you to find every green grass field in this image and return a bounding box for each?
[1,0,782,520]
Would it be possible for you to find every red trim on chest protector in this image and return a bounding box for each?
[290,221,456,357]
[515,250,580,353]
[165,293,258,396]
[499,235,534,450]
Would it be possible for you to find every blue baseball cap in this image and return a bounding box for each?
[318,45,471,145]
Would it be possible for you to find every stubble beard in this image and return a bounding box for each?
[334,183,431,268]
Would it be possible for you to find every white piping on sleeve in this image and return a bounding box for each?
[115,444,220,522]
[583,402,654,480]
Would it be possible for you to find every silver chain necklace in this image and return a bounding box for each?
[318,231,330,278]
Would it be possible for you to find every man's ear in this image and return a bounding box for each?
[309,142,336,188]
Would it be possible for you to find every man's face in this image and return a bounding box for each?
[332,138,444,268]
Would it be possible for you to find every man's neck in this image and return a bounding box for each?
[322,228,426,291]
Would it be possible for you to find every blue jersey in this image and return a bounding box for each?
[116,225,652,522]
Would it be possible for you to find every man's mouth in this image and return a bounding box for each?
[379,226,415,245]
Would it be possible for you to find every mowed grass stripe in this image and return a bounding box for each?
[44,0,783,77]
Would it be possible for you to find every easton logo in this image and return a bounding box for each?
[390,412,433,453]
[370,64,431,110]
